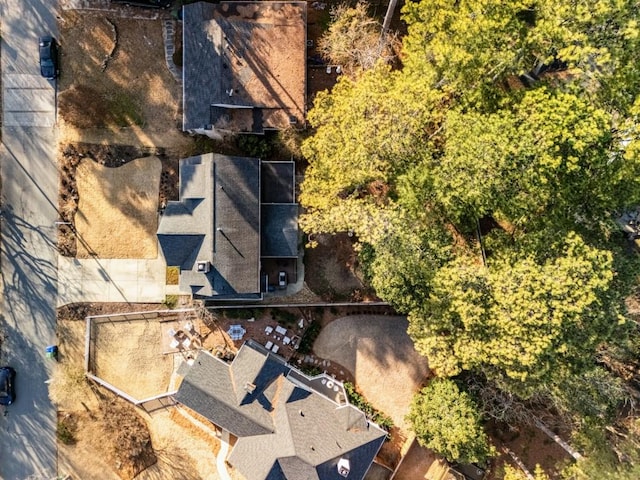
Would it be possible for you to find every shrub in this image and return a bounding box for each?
[57,414,77,445]
[297,320,322,354]
[344,382,394,434]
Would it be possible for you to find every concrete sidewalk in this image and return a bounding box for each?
[57,255,168,306]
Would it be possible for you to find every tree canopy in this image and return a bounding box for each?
[301,0,640,470]
[408,232,624,395]
[407,379,492,464]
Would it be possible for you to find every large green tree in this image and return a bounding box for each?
[408,232,624,394]
[431,87,640,229]
[407,378,492,464]
[300,6,640,461]
[401,0,640,111]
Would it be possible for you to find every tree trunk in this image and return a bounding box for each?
[382,0,399,34]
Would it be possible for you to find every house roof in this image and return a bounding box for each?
[157,154,261,298]
[261,162,295,203]
[175,341,387,480]
[261,204,299,258]
[183,1,307,133]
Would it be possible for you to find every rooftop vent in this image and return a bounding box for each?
[244,382,256,394]
[196,261,211,273]
[337,458,350,477]
[289,115,298,125]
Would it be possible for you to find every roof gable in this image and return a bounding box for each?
[157,154,261,297]
[176,341,387,480]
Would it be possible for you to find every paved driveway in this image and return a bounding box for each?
[0,0,60,478]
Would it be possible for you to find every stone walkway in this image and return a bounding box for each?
[162,19,183,83]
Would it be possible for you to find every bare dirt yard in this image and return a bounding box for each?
[55,303,232,480]
[313,315,429,432]
[75,156,161,259]
[304,233,377,301]
[312,314,430,470]
[58,10,186,145]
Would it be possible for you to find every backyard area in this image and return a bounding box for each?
[54,303,426,479]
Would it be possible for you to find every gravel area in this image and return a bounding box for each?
[313,315,430,432]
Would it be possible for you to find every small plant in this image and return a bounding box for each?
[236,135,272,158]
[300,364,323,377]
[57,414,77,445]
[275,309,297,326]
[221,308,256,320]
[273,126,305,159]
[344,382,394,434]
[166,266,179,285]
[164,294,178,309]
[297,320,322,354]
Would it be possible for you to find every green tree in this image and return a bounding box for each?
[504,464,550,480]
[563,420,640,480]
[300,64,440,214]
[408,232,624,395]
[407,378,492,464]
[430,87,640,231]
[400,0,640,111]
[364,211,452,313]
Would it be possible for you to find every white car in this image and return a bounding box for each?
[278,271,287,288]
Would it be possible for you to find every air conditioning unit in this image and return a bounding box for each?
[196,261,211,273]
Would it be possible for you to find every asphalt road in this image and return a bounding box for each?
[0,0,60,478]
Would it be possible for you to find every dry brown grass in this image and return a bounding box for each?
[75,156,161,259]
[92,318,173,399]
[165,266,179,286]
[58,11,179,133]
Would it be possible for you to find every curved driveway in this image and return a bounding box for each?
[313,315,429,432]
[0,0,60,478]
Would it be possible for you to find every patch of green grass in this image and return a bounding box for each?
[107,92,144,127]
[57,415,77,445]
[164,294,179,309]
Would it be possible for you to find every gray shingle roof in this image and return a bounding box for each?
[182,2,306,132]
[262,162,295,203]
[175,341,387,480]
[157,154,261,298]
[261,204,299,258]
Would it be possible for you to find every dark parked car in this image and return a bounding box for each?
[111,0,172,8]
[39,36,58,80]
[0,366,16,406]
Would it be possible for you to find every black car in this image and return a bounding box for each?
[0,366,16,406]
[111,0,172,8]
[39,36,59,80]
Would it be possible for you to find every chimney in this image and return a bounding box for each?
[337,458,350,477]
[196,260,211,273]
